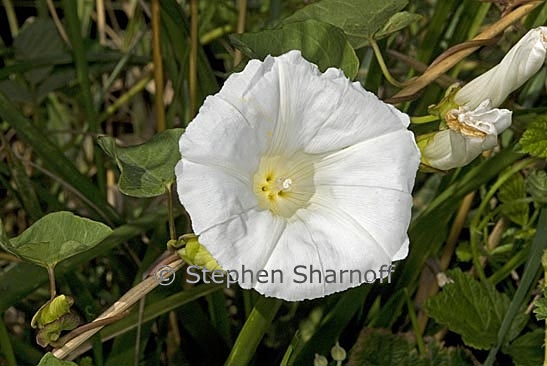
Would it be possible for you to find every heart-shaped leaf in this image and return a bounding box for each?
[36,353,78,366]
[98,128,184,197]
[0,211,112,268]
[231,19,359,79]
[283,0,417,48]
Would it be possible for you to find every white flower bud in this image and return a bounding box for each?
[454,26,547,109]
[420,100,511,170]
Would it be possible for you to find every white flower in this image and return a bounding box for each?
[454,26,547,109]
[420,100,511,170]
[176,51,420,301]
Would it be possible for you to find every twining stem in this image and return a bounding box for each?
[404,288,425,355]
[225,296,282,366]
[151,0,166,132]
[47,266,57,300]
[389,1,543,103]
[53,257,184,360]
[189,0,199,118]
[369,38,404,88]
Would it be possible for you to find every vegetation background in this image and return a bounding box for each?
[1,0,547,365]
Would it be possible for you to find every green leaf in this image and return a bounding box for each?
[98,128,184,197]
[375,11,422,40]
[0,211,112,268]
[503,329,544,366]
[533,296,547,320]
[283,0,411,48]
[14,18,66,85]
[230,19,359,79]
[347,328,472,366]
[31,295,74,328]
[36,353,78,366]
[519,117,547,159]
[526,170,547,204]
[498,172,529,226]
[424,269,528,350]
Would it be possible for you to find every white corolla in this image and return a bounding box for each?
[176,51,420,301]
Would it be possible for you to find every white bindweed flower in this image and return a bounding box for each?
[420,100,511,170]
[454,26,547,109]
[176,51,420,301]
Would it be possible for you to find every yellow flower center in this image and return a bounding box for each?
[253,154,315,218]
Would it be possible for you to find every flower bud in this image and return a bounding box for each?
[419,100,511,170]
[454,27,547,109]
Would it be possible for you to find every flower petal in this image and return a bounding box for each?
[314,130,420,193]
[176,160,257,233]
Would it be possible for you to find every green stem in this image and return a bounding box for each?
[370,38,403,88]
[47,266,57,299]
[225,295,282,366]
[1,0,18,37]
[0,314,17,366]
[404,288,425,355]
[166,183,176,241]
[411,115,440,124]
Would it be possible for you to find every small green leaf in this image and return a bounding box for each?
[347,328,472,366]
[533,296,547,320]
[498,172,529,226]
[425,269,528,350]
[503,329,544,366]
[36,353,78,366]
[284,0,411,48]
[98,128,184,197]
[230,19,359,79]
[375,11,422,40]
[31,295,74,328]
[519,117,547,159]
[0,212,112,268]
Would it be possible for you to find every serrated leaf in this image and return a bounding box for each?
[533,296,547,320]
[503,329,544,366]
[425,269,528,350]
[31,295,74,328]
[498,172,529,226]
[527,170,547,204]
[230,20,359,79]
[98,128,184,197]
[348,328,472,366]
[0,212,112,268]
[36,353,78,366]
[520,117,547,159]
[283,0,411,48]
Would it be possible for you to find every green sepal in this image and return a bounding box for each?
[31,294,74,328]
